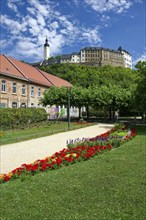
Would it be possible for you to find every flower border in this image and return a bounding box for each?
[0,126,136,184]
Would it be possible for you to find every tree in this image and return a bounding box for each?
[135,61,146,119]
[40,63,138,118]
[41,86,68,107]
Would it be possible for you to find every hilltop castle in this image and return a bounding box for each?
[42,38,132,68]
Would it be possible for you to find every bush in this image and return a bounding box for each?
[0,108,47,130]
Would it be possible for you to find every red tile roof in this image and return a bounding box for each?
[0,54,72,88]
[7,56,52,87]
[39,70,72,88]
[0,54,27,81]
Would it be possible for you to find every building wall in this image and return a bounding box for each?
[122,52,132,68]
[70,54,80,63]
[80,48,124,67]
[0,75,48,108]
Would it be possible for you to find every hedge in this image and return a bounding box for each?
[0,108,47,130]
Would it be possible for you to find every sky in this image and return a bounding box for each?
[0,0,145,66]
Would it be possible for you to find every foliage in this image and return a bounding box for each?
[41,86,68,107]
[135,61,146,113]
[40,64,138,117]
[0,108,47,130]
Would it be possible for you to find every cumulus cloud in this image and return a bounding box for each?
[80,26,101,44]
[100,15,111,27]
[7,0,18,13]
[133,49,146,66]
[1,0,140,62]
[84,0,132,14]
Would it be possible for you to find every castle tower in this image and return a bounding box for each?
[44,37,50,60]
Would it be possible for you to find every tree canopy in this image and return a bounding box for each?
[134,61,146,113]
[40,63,142,118]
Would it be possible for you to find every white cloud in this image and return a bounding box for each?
[50,21,59,30]
[37,14,46,27]
[0,15,27,34]
[80,26,101,44]
[100,15,111,27]
[0,0,104,61]
[84,0,132,13]
[29,0,51,16]
[7,0,18,13]
[133,49,146,66]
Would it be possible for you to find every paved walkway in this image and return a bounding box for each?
[0,123,113,174]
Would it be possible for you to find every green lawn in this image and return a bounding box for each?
[0,126,145,220]
[0,121,94,145]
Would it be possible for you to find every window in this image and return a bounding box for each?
[31,86,34,96]
[31,103,34,107]
[13,82,17,94]
[38,88,41,97]
[22,85,26,95]
[21,103,26,108]
[12,102,17,108]
[0,103,6,108]
[1,80,6,92]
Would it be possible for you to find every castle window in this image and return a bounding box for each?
[1,80,6,92]
[13,82,17,94]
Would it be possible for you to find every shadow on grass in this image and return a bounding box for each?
[135,125,146,136]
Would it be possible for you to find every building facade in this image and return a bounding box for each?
[0,54,72,109]
[80,47,124,67]
[59,46,132,68]
[117,46,132,68]
[32,39,132,68]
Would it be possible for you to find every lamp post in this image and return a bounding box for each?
[67,87,71,130]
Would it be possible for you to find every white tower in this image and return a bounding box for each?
[44,37,50,60]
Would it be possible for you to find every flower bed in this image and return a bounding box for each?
[0,125,136,184]
[67,125,136,149]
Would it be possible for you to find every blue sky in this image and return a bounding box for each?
[0,0,145,66]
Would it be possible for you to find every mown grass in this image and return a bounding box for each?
[0,126,145,220]
[0,121,94,145]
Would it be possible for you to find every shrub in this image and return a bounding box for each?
[0,108,47,130]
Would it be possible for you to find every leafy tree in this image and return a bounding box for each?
[41,86,68,107]
[135,61,146,119]
[40,63,138,118]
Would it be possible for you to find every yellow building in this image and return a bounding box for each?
[0,54,72,108]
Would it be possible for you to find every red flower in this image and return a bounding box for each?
[4,175,10,182]
[56,158,62,166]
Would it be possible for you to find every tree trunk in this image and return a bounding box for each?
[79,107,81,119]
[109,106,112,120]
[86,105,89,119]
[104,107,107,120]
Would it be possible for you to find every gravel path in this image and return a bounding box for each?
[0,123,113,174]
